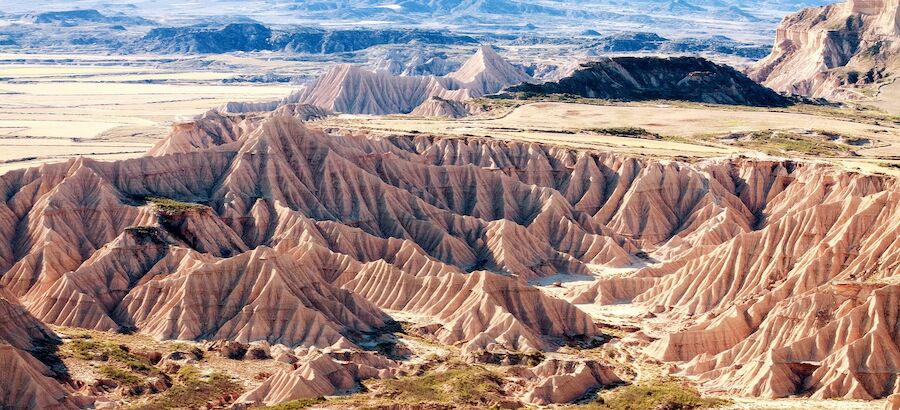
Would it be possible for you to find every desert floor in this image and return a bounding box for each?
[3,53,898,177]
[874,79,900,116]
[328,100,900,176]
[0,54,295,173]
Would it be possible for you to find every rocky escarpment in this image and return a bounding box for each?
[139,23,475,54]
[505,56,791,106]
[0,109,897,407]
[748,0,900,100]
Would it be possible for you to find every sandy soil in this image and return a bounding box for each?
[722,397,886,409]
[873,80,900,116]
[327,102,900,164]
[0,57,295,174]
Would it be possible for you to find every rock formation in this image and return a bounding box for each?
[748,0,900,99]
[512,359,621,405]
[139,24,475,55]
[0,107,897,407]
[446,45,534,97]
[0,289,77,409]
[297,45,531,115]
[237,348,398,406]
[505,56,791,106]
[296,64,470,115]
[409,96,475,118]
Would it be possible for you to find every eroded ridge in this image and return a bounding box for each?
[0,110,897,404]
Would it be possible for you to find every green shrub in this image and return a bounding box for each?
[262,397,326,409]
[145,196,206,214]
[132,366,242,410]
[584,127,662,139]
[65,338,152,370]
[99,365,143,386]
[368,365,508,407]
[587,380,730,410]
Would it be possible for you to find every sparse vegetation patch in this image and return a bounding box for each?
[583,127,662,140]
[132,366,242,410]
[583,380,731,410]
[145,196,207,214]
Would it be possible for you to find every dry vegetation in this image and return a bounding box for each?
[0,55,293,173]
[131,366,242,410]
[52,327,275,409]
[145,196,208,214]
[582,380,731,410]
[328,100,900,177]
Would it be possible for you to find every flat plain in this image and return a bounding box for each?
[0,54,295,173]
[327,101,900,176]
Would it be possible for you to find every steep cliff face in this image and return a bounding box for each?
[748,0,900,100]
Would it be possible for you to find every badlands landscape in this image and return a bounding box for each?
[1,0,899,410]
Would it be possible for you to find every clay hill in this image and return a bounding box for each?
[1,289,78,409]
[0,107,897,407]
[294,45,532,115]
[504,56,791,106]
[410,96,475,118]
[749,0,900,100]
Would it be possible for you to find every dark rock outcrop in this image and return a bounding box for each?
[140,23,476,54]
[504,56,791,106]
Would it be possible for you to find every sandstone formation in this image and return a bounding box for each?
[0,289,77,409]
[446,45,533,97]
[296,64,470,115]
[237,348,398,406]
[505,56,791,106]
[2,114,623,352]
[0,107,897,407]
[409,96,475,118]
[344,267,597,354]
[219,101,332,121]
[748,0,900,99]
[512,359,621,405]
[296,45,531,115]
[632,167,900,399]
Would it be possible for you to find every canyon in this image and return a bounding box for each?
[0,104,896,408]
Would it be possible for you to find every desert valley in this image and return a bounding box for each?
[0,1,898,409]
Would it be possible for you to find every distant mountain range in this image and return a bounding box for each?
[24,9,155,26]
[1,1,836,34]
[140,23,476,54]
[0,12,772,60]
[0,1,840,64]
